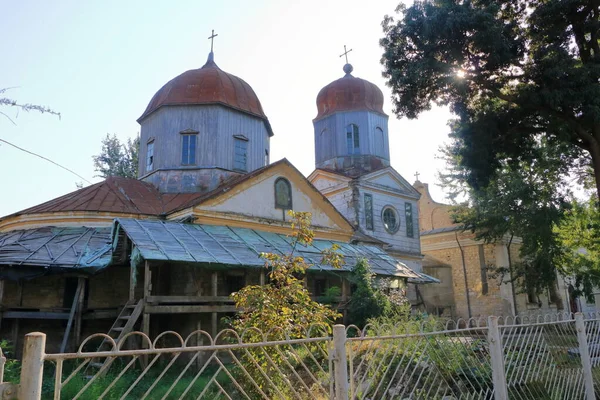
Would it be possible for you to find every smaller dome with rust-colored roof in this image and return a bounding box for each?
[138,53,269,125]
[315,63,387,121]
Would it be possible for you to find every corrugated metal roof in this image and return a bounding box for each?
[114,218,438,282]
[0,227,113,272]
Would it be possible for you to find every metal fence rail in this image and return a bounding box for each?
[4,313,600,399]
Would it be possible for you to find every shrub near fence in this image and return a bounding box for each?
[2,312,600,399]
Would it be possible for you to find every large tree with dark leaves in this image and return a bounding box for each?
[381,0,600,198]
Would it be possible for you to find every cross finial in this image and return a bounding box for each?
[414,171,421,181]
[208,29,218,53]
[339,45,353,64]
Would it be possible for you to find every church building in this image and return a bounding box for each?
[0,44,435,355]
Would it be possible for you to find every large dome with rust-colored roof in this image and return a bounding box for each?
[138,53,268,123]
[315,63,386,121]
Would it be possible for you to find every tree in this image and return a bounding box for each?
[555,197,600,298]
[229,211,343,397]
[445,138,572,301]
[231,211,343,336]
[380,0,600,198]
[92,134,139,179]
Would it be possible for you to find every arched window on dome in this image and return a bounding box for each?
[374,127,385,157]
[346,124,360,155]
[274,178,292,210]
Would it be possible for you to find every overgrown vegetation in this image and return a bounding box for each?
[228,211,343,397]
[347,258,410,328]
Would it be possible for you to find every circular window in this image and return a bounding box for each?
[382,206,399,233]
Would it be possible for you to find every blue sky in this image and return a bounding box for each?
[0,0,452,216]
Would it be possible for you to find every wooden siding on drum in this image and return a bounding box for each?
[313,110,390,167]
[139,105,270,176]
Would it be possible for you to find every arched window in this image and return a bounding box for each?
[346,124,360,155]
[374,127,385,157]
[274,178,292,209]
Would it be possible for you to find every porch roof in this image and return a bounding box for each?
[0,227,112,279]
[114,218,439,283]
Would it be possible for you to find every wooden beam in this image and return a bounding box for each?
[0,279,5,331]
[146,296,233,304]
[3,311,70,320]
[211,271,218,338]
[60,278,83,353]
[129,259,136,301]
[12,281,23,352]
[145,305,239,314]
[260,271,265,286]
[73,277,86,350]
[142,261,151,339]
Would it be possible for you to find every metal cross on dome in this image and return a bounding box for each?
[208,29,218,52]
[339,45,353,64]
[414,171,421,181]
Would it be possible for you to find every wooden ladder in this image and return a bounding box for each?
[84,299,144,375]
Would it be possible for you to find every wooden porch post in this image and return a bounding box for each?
[73,277,86,349]
[12,281,23,351]
[259,271,265,286]
[211,271,218,338]
[129,261,136,302]
[142,261,151,338]
[341,276,349,325]
[0,279,5,331]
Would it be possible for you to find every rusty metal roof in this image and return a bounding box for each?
[2,177,205,220]
[138,56,273,136]
[0,227,113,278]
[114,218,438,282]
[315,67,387,121]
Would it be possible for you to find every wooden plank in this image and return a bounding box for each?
[82,309,118,320]
[146,296,233,304]
[3,311,70,320]
[145,305,239,314]
[142,261,151,339]
[60,278,83,353]
[0,280,4,331]
[12,281,23,351]
[73,277,86,349]
[211,271,218,338]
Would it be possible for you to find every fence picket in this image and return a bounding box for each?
[575,313,596,400]
[488,316,509,400]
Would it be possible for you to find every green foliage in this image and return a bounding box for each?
[231,211,342,336]
[381,0,600,197]
[555,197,600,298]
[0,340,20,384]
[92,134,139,179]
[444,137,573,297]
[229,211,342,397]
[347,259,410,328]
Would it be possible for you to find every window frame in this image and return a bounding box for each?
[233,135,249,172]
[364,193,374,231]
[274,177,293,210]
[405,202,414,238]
[375,126,385,156]
[146,140,155,172]
[381,205,400,234]
[346,124,360,155]
[180,132,198,166]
